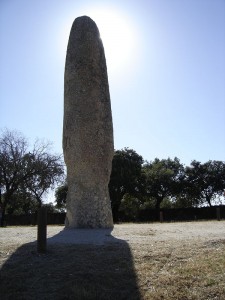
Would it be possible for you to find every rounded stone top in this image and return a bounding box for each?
[70,16,100,39]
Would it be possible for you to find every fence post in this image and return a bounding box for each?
[160,211,163,223]
[37,207,47,253]
[216,207,221,221]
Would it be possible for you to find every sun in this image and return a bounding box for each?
[59,6,138,78]
[86,7,137,75]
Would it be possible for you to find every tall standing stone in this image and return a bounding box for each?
[63,16,114,228]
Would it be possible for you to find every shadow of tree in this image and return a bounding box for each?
[0,228,141,300]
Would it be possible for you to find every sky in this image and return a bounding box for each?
[1,0,225,169]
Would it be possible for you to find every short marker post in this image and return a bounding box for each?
[160,211,164,223]
[216,207,221,221]
[37,206,47,253]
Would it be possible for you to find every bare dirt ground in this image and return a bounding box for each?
[0,221,224,246]
[0,221,225,299]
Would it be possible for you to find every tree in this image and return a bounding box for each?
[0,129,33,225]
[108,148,145,221]
[42,202,58,213]
[119,193,141,221]
[143,157,185,214]
[0,129,65,226]
[54,148,145,218]
[4,191,38,215]
[23,140,65,207]
[55,183,68,210]
[185,160,225,207]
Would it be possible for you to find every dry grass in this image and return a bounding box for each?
[134,240,225,299]
[0,225,225,300]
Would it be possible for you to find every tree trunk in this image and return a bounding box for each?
[206,196,212,207]
[155,199,161,221]
[0,207,5,227]
[154,197,164,221]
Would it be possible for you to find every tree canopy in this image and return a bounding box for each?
[108,148,144,220]
[55,183,68,211]
[1,128,225,224]
[143,157,185,212]
[184,160,225,207]
[54,149,225,221]
[0,129,65,226]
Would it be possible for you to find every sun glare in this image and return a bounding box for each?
[85,7,137,74]
[59,6,138,78]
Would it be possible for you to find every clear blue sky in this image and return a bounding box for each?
[1,0,225,167]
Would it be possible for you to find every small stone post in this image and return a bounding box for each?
[37,206,47,253]
[216,207,221,221]
[160,211,164,223]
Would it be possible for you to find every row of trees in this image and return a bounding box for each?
[0,129,64,226]
[56,148,225,221]
[1,129,225,224]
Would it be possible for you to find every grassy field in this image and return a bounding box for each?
[0,224,225,300]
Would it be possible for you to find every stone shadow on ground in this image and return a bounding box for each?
[48,227,124,245]
[0,228,141,300]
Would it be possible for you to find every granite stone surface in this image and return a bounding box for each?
[63,16,114,228]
